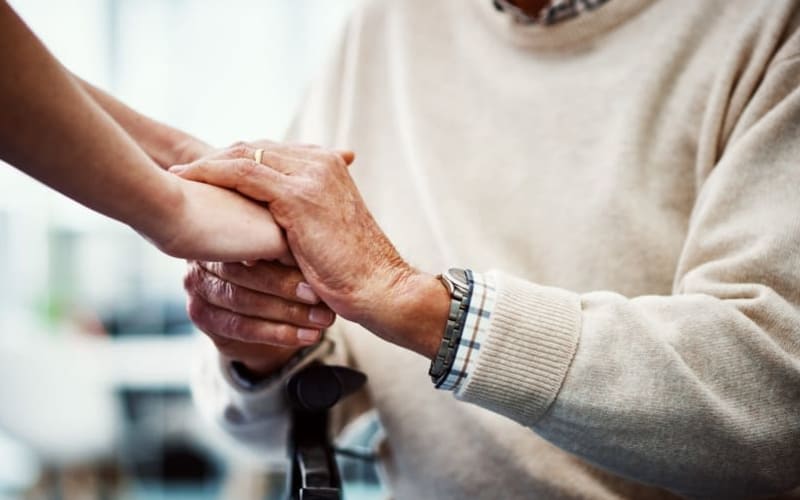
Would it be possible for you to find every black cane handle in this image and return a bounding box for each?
[287,364,367,412]
[287,364,367,500]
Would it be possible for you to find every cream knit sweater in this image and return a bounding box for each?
[193,0,800,498]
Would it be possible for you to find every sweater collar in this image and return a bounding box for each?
[472,0,654,50]
[492,0,611,26]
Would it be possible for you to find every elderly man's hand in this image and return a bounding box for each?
[171,143,449,359]
[184,260,336,374]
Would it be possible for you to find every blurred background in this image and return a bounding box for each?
[0,1,386,499]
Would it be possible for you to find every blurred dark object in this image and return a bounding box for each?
[101,300,193,338]
[117,388,219,484]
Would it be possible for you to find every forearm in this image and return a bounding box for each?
[365,266,800,497]
[375,265,799,497]
[0,2,181,243]
[454,65,800,497]
[494,280,800,497]
[76,77,212,167]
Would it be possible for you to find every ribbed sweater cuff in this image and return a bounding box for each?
[458,271,582,425]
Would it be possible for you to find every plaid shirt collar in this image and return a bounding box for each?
[492,0,611,26]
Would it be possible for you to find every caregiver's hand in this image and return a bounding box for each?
[154,175,290,263]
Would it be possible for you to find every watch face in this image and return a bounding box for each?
[446,268,469,290]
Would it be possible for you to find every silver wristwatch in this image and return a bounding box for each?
[429,268,473,386]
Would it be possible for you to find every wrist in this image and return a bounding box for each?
[357,268,449,360]
[134,172,186,254]
[123,168,183,249]
[169,135,213,166]
[235,347,301,377]
[226,346,313,391]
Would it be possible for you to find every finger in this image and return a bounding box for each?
[205,332,300,363]
[186,293,321,347]
[286,143,353,166]
[258,143,349,172]
[170,159,283,202]
[209,141,349,173]
[258,149,314,175]
[201,142,260,162]
[336,150,356,166]
[196,260,320,304]
[184,263,334,328]
[229,141,326,162]
[188,141,340,165]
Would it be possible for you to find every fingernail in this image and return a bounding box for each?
[296,282,319,303]
[169,164,186,173]
[297,328,320,343]
[309,307,333,326]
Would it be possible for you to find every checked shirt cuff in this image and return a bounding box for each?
[435,271,497,395]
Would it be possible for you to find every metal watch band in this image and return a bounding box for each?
[429,268,473,386]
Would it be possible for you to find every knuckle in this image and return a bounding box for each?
[299,180,324,203]
[224,282,248,309]
[215,261,234,274]
[194,270,219,299]
[279,301,303,322]
[192,270,241,311]
[320,150,344,169]
[191,270,215,299]
[185,295,208,326]
[212,279,237,307]
[269,323,298,346]
[234,160,258,179]
[279,277,303,299]
[183,264,200,292]
[208,261,236,281]
[228,144,250,159]
[200,261,222,278]
[288,179,314,199]
[222,313,244,338]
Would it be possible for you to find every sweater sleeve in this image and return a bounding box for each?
[190,337,293,465]
[190,336,338,464]
[458,57,800,498]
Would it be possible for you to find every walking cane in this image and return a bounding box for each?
[286,363,367,500]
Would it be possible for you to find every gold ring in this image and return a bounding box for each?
[253,148,264,164]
